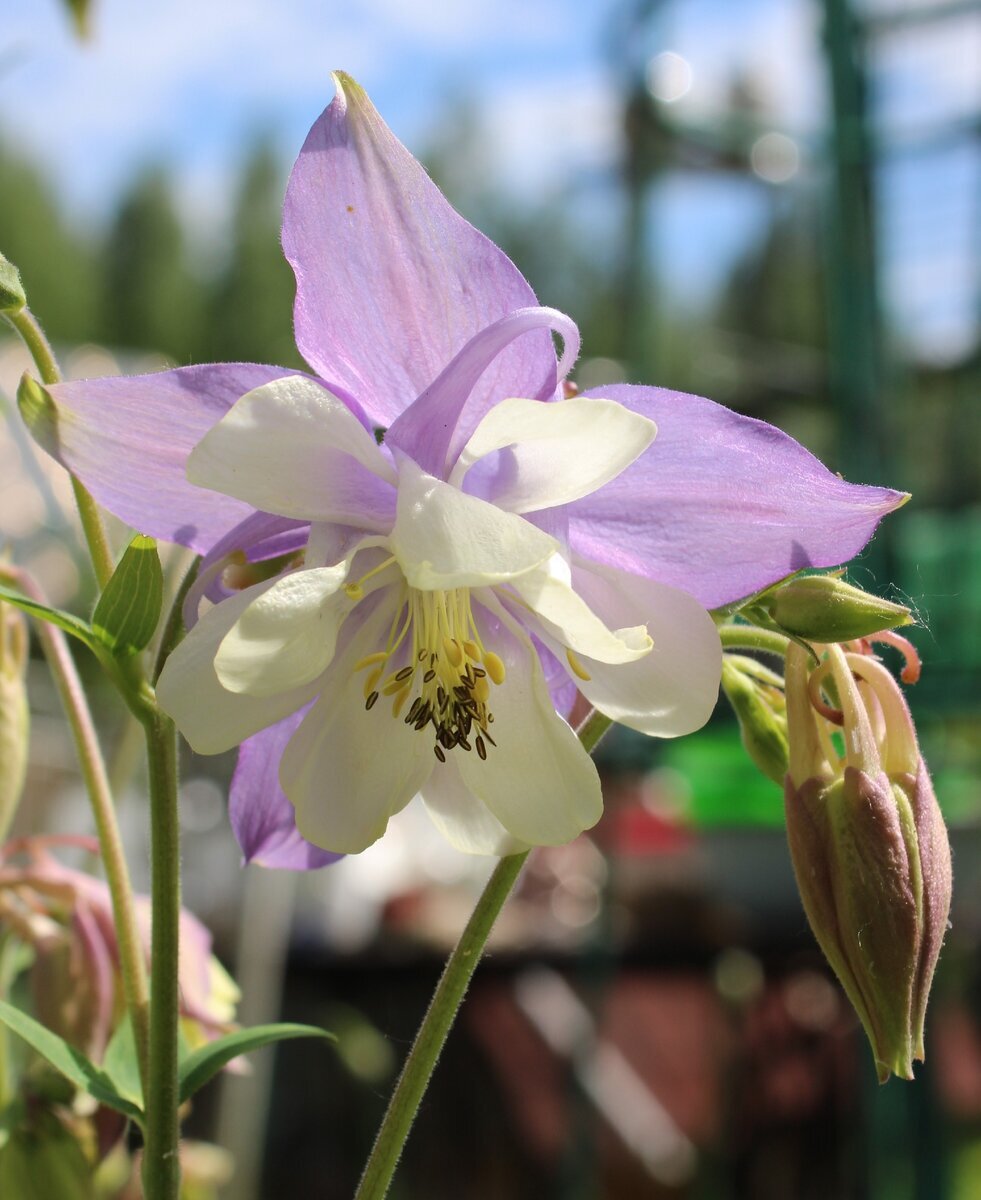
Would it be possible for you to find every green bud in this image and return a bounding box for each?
[0,251,26,314]
[721,656,788,784]
[784,641,951,1081]
[0,602,30,841]
[765,573,911,643]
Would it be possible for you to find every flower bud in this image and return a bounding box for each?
[0,602,30,841]
[765,573,911,643]
[783,640,951,1081]
[0,251,26,314]
[721,655,788,784]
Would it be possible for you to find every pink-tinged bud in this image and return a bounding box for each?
[783,640,951,1081]
[0,838,239,1062]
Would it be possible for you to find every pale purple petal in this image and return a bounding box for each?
[386,307,575,477]
[230,708,341,870]
[564,385,908,609]
[35,364,292,552]
[282,73,554,428]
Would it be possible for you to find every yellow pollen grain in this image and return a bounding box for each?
[566,648,592,681]
[344,581,365,600]
[463,640,481,662]
[474,675,490,703]
[391,685,411,718]
[482,651,506,686]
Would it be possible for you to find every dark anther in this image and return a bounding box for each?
[423,669,437,683]
[365,691,379,711]
[475,735,487,760]
[472,667,486,678]
[395,666,414,682]
[434,744,446,763]
[482,728,497,747]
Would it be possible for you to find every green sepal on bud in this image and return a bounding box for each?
[761,573,911,643]
[721,655,788,784]
[0,251,26,315]
[0,601,30,841]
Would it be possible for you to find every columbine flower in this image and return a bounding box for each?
[783,637,952,1080]
[23,74,905,864]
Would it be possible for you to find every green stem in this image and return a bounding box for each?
[139,705,182,1200]
[354,708,612,1200]
[719,623,791,658]
[4,306,114,588]
[0,567,150,1088]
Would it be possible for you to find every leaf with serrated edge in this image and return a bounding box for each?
[178,1022,335,1104]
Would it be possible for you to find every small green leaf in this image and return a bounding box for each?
[0,583,100,652]
[178,1023,335,1104]
[101,1017,143,1108]
[0,999,143,1123]
[0,252,25,314]
[92,535,163,657]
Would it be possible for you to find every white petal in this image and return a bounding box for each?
[421,758,529,856]
[562,558,723,737]
[188,375,397,524]
[453,601,603,845]
[509,555,652,665]
[279,596,435,853]
[156,580,319,755]
[214,536,394,697]
[215,568,350,698]
[390,456,557,589]
[449,396,656,512]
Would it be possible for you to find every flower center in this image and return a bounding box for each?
[352,586,504,762]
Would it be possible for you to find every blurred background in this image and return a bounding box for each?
[0,0,979,1196]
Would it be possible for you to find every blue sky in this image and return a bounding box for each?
[1,0,977,361]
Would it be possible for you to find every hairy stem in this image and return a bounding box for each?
[354,709,612,1200]
[719,622,791,658]
[139,705,182,1200]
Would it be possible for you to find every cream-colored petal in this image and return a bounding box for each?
[449,395,656,512]
[188,375,396,524]
[558,558,723,737]
[421,758,529,857]
[453,603,603,846]
[390,456,557,589]
[279,597,435,854]
[509,555,652,665]
[156,580,319,755]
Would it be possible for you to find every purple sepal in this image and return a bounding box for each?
[230,709,342,870]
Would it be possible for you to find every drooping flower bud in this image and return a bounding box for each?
[783,638,951,1081]
[721,655,788,784]
[765,573,912,643]
[0,601,30,841]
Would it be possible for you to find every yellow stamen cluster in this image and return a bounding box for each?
[353,586,505,762]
